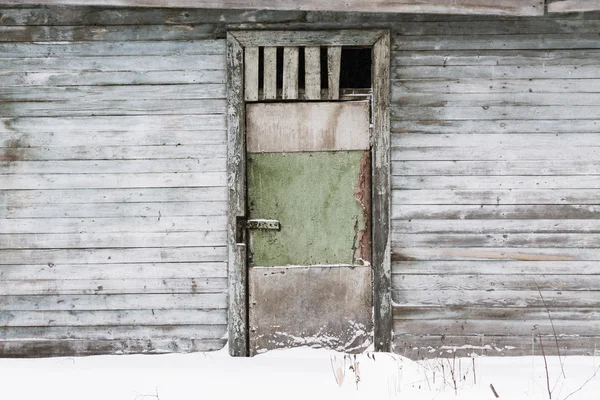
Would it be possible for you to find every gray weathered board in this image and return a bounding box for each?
[1,1,544,16]
[249,266,373,355]
[1,5,600,358]
[246,102,370,153]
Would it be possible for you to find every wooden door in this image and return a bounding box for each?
[246,101,373,355]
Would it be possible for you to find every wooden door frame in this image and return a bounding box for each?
[226,29,391,357]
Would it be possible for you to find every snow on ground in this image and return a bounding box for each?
[1,345,599,400]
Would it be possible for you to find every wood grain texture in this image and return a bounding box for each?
[231,30,384,47]
[0,293,226,311]
[372,32,392,352]
[0,263,228,280]
[0,278,227,296]
[304,46,321,100]
[226,33,248,357]
[1,1,544,16]
[0,40,225,57]
[549,0,600,13]
[0,339,226,358]
[0,8,232,358]
[246,102,370,152]
[327,46,342,100]
[243,46,259,102]
[0,188,227,206]
[2,5,599,359]
[391,260,600,275]
[263,47,277,100]
[282,46,299,100]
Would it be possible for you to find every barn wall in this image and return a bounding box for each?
[0,6,233,356]
[1,6,599,357]
[390,13,600,358]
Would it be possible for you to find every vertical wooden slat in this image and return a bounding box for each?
[227,34,248,357]
[371,32,392,353]
[327,46,342,100]
[304,46,321,100]
[244,46,259,102]
[263,47,277,100]
[282,46,299,100]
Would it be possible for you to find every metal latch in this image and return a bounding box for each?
[247,219,280,230]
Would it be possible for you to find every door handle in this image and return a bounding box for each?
[247,219,281,231]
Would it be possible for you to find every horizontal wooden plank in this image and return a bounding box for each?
[0,7,307,26]
[0,231,226,249]
[392,105,600,121]
[394,318,600,337]
[0,70,225,86]
[0,8,512,28]
[0,24,220,42]
[394,335,599,358]
[393,50,600,66]
[0,247,227,264]
[391,260,600,275]
[395,65,600,80]
[0,115,226,134]
[394,78,600,94]
[393,288,600,307]
[1,201,227,218]
[392,205,600,220]
[0,309,226,327]
[1,326,223,349]
[0,262,227,280]
[392,247,600,261]
[0,293,226,311]
[231,29,385,46]
[0,99,226,117]
[393,147,600,160]
[0,338,226,357]
[0,277,227,295]
[394,307,600,321]
[549,0,600,13]
[0,324,227,341]
[246,101,370,152]
[393,274,600,291]
[392,160,600,176]
[393,176,600,189]
[0,1,544,16]
[393,189,600,205]
[0,144,226,161]
[393,34,600,50]
[397,18,600,35]
[395,93,600,107]
[393,233,600,248]
[0,216,226,234]
[0,40,225,57]
[1,159,226,174]
[0,84,226,102]
[392,219,600,234]
[392,119,600,134]
[0,55,225,72]
[307,10,600,22]
[0,172,226,189]
[0,188,227,205]
[392,133,600,148]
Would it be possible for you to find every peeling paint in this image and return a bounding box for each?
[353,150,372,263]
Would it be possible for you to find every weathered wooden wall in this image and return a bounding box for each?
[389,12,600,358]
[0,6,231,356]
[1,6,599,357]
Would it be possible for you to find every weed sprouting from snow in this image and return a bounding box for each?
[330,354,346,388]
[134,387,160,400]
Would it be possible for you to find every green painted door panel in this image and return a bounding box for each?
[247,151,371,267]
